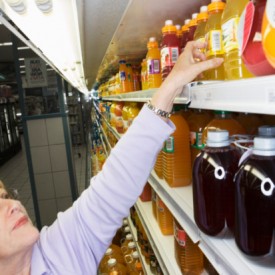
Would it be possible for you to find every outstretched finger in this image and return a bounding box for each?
[194,58,224,75]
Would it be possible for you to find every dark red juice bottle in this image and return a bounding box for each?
[234,137,275,256]
[192,130,240,236]
[161,20,180,81]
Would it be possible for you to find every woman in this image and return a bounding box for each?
[0,41,223,274]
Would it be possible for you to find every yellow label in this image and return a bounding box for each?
[206,30,224,57]
[222,17,240,53]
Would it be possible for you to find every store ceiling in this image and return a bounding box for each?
[0,0,209,92]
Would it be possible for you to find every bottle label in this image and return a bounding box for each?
[222,17,240,53]
[120,71,126,81]
[206,30,224,57]
[190,131,205,149]
[157,199,165,212]
[174,221,186,247]
[266,0,275,28]
[161,47,179,67]
[147,59,161,74]
[163,136,174,153]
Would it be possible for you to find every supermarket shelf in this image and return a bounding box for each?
[135,199,182,275]
[101,76,275,115]
[127,217,153,275]
[189,76,275,115]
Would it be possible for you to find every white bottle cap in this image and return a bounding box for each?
[192,13,198,19]
[128,241,136,249]
[124,226,130,233]
[253,137,275,156]
[206,130,230,147]
[184,19,191,25]
[105,248,113,255]
[258,125,275,137]
[175,25,181,30]
[149,37,156,42]
[165,20,173,26]
[123,219,128,226]
[200,5,208,12]
[107,258,117,267]
[211,0,220,2]
[132,251,139,259]
[126,234,133,240]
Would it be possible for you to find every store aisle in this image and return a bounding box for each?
[0,137,88,225]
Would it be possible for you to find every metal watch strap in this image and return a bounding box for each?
[146,100,171,118]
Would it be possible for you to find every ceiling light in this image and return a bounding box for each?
[17,46,29,50]
[0,42,13,46]
[4,0,26,13]
[34,0,52,13]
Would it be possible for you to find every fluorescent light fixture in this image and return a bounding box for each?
[20,70,25,74]
[0,42,13,46]
[17,46,29,50]
[19,65,25,68]
[19,58,25,61]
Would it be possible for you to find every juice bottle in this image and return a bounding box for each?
[242,0,275,76]
[174,218,204,274]
[112,219,128,246]
[162,109,192,187]
[181,19,191,51]
[110,102,117,127]
[141,59,148,90]
[151,188,157,219]
[175,25,183,49]
[262,0,275,68]
[194,6,209,80]
[202,110,246,145]
[234,136,275,255]
[121,233,133,254]
[122,102,130,133]
[193,130,241,235]
[127,251,143,274]
[106,258,128,275]
[187,13,199,42]
[205,0,226,80]
[154,149,164,179]
[119,60,131,93]
[139,182,152,202]
[146,37,162,89]
[99,248,125,273]
[187,109,212,165]
[180,104,193,120]
[156,195,174,235]
[221,0,254,80]
[161,20,180,81]
[127,102,140,127]
[132,65,141,91]
[126,63,134,92]
[114,102,125,134]
[236,112,263,135]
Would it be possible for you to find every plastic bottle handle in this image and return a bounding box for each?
[261,178,275,196]
[214,166,225,179]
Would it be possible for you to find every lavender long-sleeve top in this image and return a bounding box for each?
[31,105,175,274]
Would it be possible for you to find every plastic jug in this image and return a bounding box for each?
[235,136,275,255]
[161,20,180,81]
[205,0,226,80]
[221,0,254,79]
[193,130,241,235]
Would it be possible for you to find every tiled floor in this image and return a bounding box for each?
[0,136,87,224]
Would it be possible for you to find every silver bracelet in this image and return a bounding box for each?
[146,100,171,118]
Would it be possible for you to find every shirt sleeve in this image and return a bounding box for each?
[36,105,175,274]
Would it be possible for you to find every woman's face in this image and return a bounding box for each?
[0,187,39,258]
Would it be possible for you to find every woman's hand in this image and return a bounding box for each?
[150,40,224,120]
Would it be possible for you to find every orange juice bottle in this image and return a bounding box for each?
[114,102,125,133]
[202,110,246,144]
[156,195,174,235]
[187,109,212,165]
[162,108,192,187]
[119,60,131,93]
[141,59,148,90]
[99,248,126,273]
[205,0,226,80]
[146,37,162,88]
[139,182,152,202]
[174,219,204,274]
[187,13,199,42]
[110,102,117,127]
[161,20,180,81]
[236,112,263,135]
[127,102,140,127]
[154,149,164,179]
[126,63,134,92]
[221,0,254,80]
[121,233,133,253]
[181,19,191,51]
[262,0,275,68]
[132,65,141,91]
[106,258,128,275]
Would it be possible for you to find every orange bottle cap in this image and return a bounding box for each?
[208,0,226,12]
[162,19,177,33]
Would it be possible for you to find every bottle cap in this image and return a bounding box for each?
[132,251,139,259]
[208,0,226,12]
[119,60,126,64]
[128,241,136,249]
[200,5,208,12]
[258,125,275,137]
[206,130,230,147]
[126,234,133,240]
[107,258,117,267]
[197,6,208,21]
[253,137,275,156]
[162,20,177,33]
[149,37,156,42]
[105,248,113,255]
[124,226,130,233]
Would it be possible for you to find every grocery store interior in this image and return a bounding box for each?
[1,0,275,274]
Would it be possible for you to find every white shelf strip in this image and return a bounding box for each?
[135,200,182,275]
